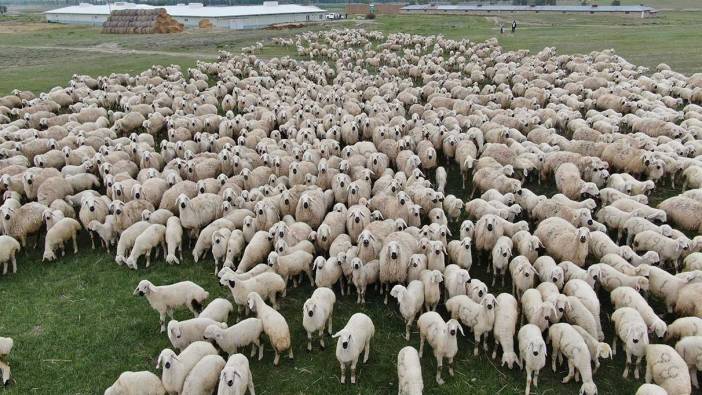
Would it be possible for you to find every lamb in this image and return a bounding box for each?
[217,354,255,395]
[572,325,613,373]
[1,202,46,247]
[420,269,443,312]
[247,292,293,366]
[302,287,336,351]
[491,236,513,286]
[104,371,165,395]
[88,215,118,252]
[563,279,603,340]
[518,324,547,395]
[125,223,166,269]
[534,217,590,267]
[192,218,235,264]
[79,194,109,249]
[199,298,234,323]
[666,317,702,342]
[674,336,702,389]
[647,266,694,313]
[0,236,20,275]
[509,255,537,300]
[446,237,473,270]
[314,255,344,291]
[133,280,209,332]
[222,272,286,313]
[511,230,542,263]
[455,293,498,356]
[212,228,231,272]
[611,286,668,339]
[42,217,81,262]
[114,221,151,265]
[493,293,520,369]
[156,341,218,395]
[351,258,379,304]
[521,288,556,332]
[203,318,263,359]
[333,312,375,384]
[635,384,668,395]
[237,231,273,273]
[181,354,226,395]
[634,230,689,271]
[548,323,598,395]
[443,264,471,299]
[612,307,650,379]
[645,344,691,395]
[390,280,425,340]
[165,216,183,265]
[223,229,245,269]
[397,346,423,395]
[267,250,314,292]
[534,255,565,290]
[417,311,464,385]
[0,337,12,386]
[168,317,225,351]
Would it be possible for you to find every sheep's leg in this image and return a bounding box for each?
[0,360,10,386]
[419,334,425,357]
[634,356,642,380]
[473,333,480,356]
[72,235,78,254]
[288,346,294,360]
[551,347,558,372]
[318,329,325,350]
[435,355,445,385]
[339,362,346,384]
[611,337,617,356]
[306,331,313,351]
[158,312,166,332]
[258,342,264,361]
[405,316,414,341]
[89,232,95,249]
[328,314,333,335]
[623,349,631,378]
[247,374,256,395]
[270,293,279,310]
[645,362,652,383]
[691,367,699,389]
[350,358,358,384]
[483,333,489,351]
[237,305,243,322]
[250,338,259,358]
[562,359,574,383]
[384,285,389,305]
[363,339,371,363]
[282,277,288,297]
[533,369,539,387]
[525,368,532,395]
[447,356,454,377]
[273,351,280,366]
[146,249,151,268]
[492,339,499,359]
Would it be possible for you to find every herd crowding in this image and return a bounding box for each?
[2,27,702,395]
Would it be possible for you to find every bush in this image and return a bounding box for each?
[365,12,375,19]
[611,0,621,4]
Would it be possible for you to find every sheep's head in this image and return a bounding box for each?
[446,319,464,337]
[387,241,401,261]
[576,227,590,243]
[133,280,153,296]
[156,349,177,370]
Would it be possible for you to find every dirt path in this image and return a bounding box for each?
[0,43,218,59]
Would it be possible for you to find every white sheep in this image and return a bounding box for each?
[267,250,314,293]
[125,223,166,269]
[455,293,498,356]
[417,311,464,385]
[572,325,613,373]
[133,280,209,332]
[674,336,702,389]
[42,217,81,261]
[665,317,702,342]
[491,236,513,287]
[0,337,12,386]
[390,280,425,341]
[534,217,590,267]
[548,323,598,395]
[302,287,336,351]
[420,269,443,312]
[222,272,286,313]
[0,236,20,275]
[217,354,255,395]
[521,288,557,332]
[563,279,603,340]
[247,292,292,366]
[203,318,263,359]
[645,344,691,395]
[156,341,218,395]
[351,258,379,304]
[181,354,226,395]
[397,346,423,395]
[165,216,183,264]
[534,255,565,290]
[634,230,688,271]
[611,286,668,339]
[509,255,537,300]
[104,371,165,395]
[333,312,375,384]
[198,298,234,323]
[635,383,668,395]
[115,221,151,265]
[168,317,225,351]
[518,324,547,395]
[493,292,520,369]
[447,237,473,270]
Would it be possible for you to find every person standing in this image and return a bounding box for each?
[500,24,504,34]
[511,19,517,33]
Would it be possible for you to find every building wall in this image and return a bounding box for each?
[401,9,653,17]
[46,11,325,29]
[346,3,405,15]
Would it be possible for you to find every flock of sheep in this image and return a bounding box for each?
[2,27,702,394]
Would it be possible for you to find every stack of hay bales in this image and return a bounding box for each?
[102,8,184,34]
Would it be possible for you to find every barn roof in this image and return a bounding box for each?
[45,2,325,18]
[401,4,656,13]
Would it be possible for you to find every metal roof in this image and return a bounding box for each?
[402,4,656,12]
[45,2,325,17]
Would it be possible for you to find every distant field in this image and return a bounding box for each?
[1,7,701,96]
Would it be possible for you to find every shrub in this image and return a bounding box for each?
[611,0,621,4]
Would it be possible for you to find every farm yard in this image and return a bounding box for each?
[1,3,702,395]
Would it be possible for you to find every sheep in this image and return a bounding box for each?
[156,341,218,395]
[390,280,425,341]
[88,215,118,252]
[509,255,537,300]
[572,325,613,373]
[521,288,556,332]
[181,354,226,395]
[217,354,255,395]
[203,318,263,359]
[534,255,565,290]
[647,266,694,313]
[534,217,590,267]
[658,196,702,233]
[1,202,46,247]
[665,317,702,342]
[397,346,423,395]
[42,217,81,261]
[223,229,245,269]
[443,264,470,299]
[302,287,336,351]
[199,298,234,323]
[314,255,344,291]
[588,263,649,293]
[192,218,234,264]
[633,230,689,271]
[237,231,272,273]
[454,293,498,356]
[548,323,598,395]
[114,221,151,265]
[379,231,417,303]
[222,272,286,313]
[212,228,231,272]
[611,286,668,339]
[635,383,668,395]
[125,223,166,269]
[417,311,464,385]
[563,279,603,340]
[447,237,473,270]
[420,269,443,312]
[493,293,520,369]
[0,236,20,275]
[675,283,702,319]
[104,371,165,395]
[564,295,601,342]
[133,280,209,332]
[0,337,12,386]
[267,250,314,292]
[351,258,379,304]
[333,312,375,384]
[168,317,225,351]
[674,336,702,389]
[645,344,691,395]
[177,193,223,236]
[491,236,513,286]
[511,230,542,264]
[518,324,547,395]
[247,292,293,366]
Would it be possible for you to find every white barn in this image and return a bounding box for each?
[45,2,327,30]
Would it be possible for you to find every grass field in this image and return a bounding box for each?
[0,4,700,394]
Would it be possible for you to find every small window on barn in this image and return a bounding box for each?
[184,18,189,21]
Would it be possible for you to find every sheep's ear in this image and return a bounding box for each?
[156,354,163,369]
[456,322,465,337]
[331,330,342,339]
